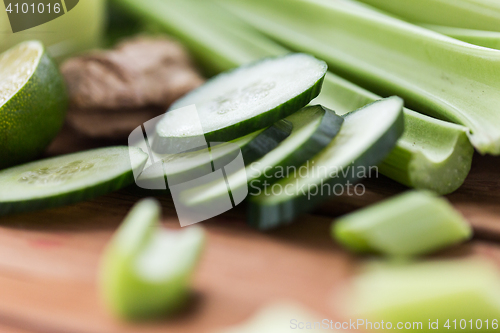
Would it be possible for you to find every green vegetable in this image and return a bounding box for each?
[221,0,500,155]
[342,260,500,331]
[421,24,500,50]
[0,147,147,216]
[332,190,472,256]
[179,105,344,210]
[0,41,68,169]
[135,119,293,189]
[315,74,474,195]
[100,198,205,319]
[153,53,327,153]
[112,0,288,76]
[249,97,404,230]
[115,0,475,194]
[356,0,500,32]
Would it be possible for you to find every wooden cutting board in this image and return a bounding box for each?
[0,127,499,333]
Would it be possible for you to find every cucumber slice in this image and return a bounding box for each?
[333,190,472,257]
[248,97,404,230]
[100,199,205,319]
[0,147,148,216]
[153,53,327,153]
[135,119,292,189]
[178,105,344,212]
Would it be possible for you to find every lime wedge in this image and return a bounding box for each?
[0,41,68,169]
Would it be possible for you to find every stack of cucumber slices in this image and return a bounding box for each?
[0,53,404,230]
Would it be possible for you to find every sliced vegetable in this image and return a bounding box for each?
[135,119,293,189]
[221,0,500,154]
[356,0,500,32]
[113,0,288,75]
[100,198,205,319]
[341,260,500,331]
[332,190,472,256]
[179,105,344,210]
[0,41,68,169]
[215,302,323,333]
[153,53,327,154]
[422,25,500,50]
[248,97,404,230]
[0,147,147,216]
[315,74,474,195]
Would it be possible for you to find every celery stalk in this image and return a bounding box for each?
[342,260,500,331]
[111,0,288,76]
[356,0,500,32]
[100,199,205,319]
[421,25,500,51]
[115,0,473,194]
[220,0,500,155]
[315,74,474,195]
[332,191,472,256]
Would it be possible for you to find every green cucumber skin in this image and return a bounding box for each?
[247,102,405,230]
[0,148,148,216]
[153,69,326,153]
[0,51,68,170]
[248,106,344,190]
[0,170,137,217]
[239,119,293,165]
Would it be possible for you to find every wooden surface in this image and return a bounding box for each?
[0,127,499,333]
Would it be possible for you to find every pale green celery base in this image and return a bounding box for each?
[356,0,500,32]
[221,0,500,154]
[333,191,472,256]
[421,24,500,51]
[315,74,473,195]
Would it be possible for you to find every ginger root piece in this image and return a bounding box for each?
[61,36,205,139]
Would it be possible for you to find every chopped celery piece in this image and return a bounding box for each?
[221,0,500,154]
[342,260,500,331]
[316,74,474,195]
[332,191,472,256]
[215,302,323,333]
[356,0,500,32]
[100,199,205,319]
[422,25,500,50]
[112,0,287,75]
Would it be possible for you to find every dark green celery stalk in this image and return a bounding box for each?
[220,0,500,155]
[114,0,474,194]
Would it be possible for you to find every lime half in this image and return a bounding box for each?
[0,41,68,169]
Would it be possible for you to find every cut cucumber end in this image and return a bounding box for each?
[248,97,405,230]
[153,53,327,153]
[0,146,148,216]
[100,198,206,320]
[332,190,473,257]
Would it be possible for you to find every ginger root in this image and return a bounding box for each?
[61,36,204,139]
